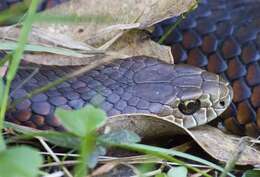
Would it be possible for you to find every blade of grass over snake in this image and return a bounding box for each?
[0,41,104,57]
[219,138,248,177]
[33,13,114,24]
[0,0,40,144]
[158,0,199,44]
[0,1,28,25]
[10,67,39,96]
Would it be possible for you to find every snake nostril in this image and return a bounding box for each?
[220,101,225,107]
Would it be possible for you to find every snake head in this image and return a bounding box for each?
[162,64,233,128]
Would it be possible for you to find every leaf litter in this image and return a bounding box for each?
[1,0,260,176]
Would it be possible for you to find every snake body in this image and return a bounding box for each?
[1,0,260,136]
[7,56,232,132]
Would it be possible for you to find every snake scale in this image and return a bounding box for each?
[1,0,260,137]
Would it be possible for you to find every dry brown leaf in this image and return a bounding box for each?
[22,30,172,65]
[105,30,173,64]
[189,126,260,165]
[88,163,119,177]
[101,114,260,165]
[35,0,197,47]
[0,0,196,65]
[101,114,188,140]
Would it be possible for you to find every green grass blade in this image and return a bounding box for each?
[107,143,235,177]
[158,0,199,44]
[0,0,40,140]
[0,41,91,57]
[33,13,113,24]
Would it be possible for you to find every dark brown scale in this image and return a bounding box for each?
[187,48,208,67]
[207,53,227,73]
[232,79,251,103]
[246,63,260,86]
[222,37,241,59]
[182,30,202,49]
[241,42,259,64]
[251,86,260,107]
[201,34,218,54]
[13,110,31,122]
[32,115,45,127]
[171,44,187,62]
[227,57,246,80]
[158,0,260,136]
[236,101,256,125]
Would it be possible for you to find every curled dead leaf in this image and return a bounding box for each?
[100,114,260,166]
[100,114,188,140]
[22,30,173,65]
[190,126,260,165]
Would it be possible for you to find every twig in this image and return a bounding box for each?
[41,160,79,168]
[37,137,73,177]
[40,152,80,157]
[219,137,248,177]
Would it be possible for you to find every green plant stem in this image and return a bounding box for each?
[111,143,211,177]
[74,134,96,177]
[0,0,40,142]
[158,0,199,44]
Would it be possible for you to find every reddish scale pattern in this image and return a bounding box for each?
[153,0,260,136]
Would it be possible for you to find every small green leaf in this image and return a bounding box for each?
[0,146,43,177]
[87,145,106,168]
[4,123,80,149]
[155,173,168,177]
[167,166,188,177]
[242,170,260,177]
[99,130,141,144]
[55,105,106,137]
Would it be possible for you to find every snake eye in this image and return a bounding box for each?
[178,99,201,115]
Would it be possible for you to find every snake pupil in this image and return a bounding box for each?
[178,99,201,115]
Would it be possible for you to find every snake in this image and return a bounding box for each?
[1,0,260,137]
